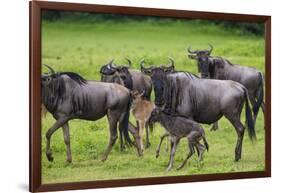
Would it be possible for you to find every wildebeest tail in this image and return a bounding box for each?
[121,97,134,146]
[243,87,256,140]
[253,72,264,116]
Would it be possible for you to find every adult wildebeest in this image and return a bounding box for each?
[148,108,209,171]
[100,59,153,100]
[188,45,264,130]
[42,64,142,163]
[100,59,154,147]
[141,61,256,161]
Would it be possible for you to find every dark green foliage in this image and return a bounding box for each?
[42,10,264,36]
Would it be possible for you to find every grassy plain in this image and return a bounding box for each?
[41,17,265,184]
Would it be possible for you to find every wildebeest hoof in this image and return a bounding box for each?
[234,157,241,162]
[210,126,219,131]
[46,154,54,162]
[120,146,126,152]
[145,143,151,149]
[137,150,143,157]
[66,158,72,163]
[155,151,160,158]
[176,165,183,170]
[101,156,108,162]
[166,167,172,171]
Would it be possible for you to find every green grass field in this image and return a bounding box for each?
[41,17,265,184]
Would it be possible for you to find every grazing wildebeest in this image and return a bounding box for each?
[100,59,153,100]
[148,108,209,171]
[41,64,142,163]
[141,62,256,161]
[131,90,155,151]
[188,45,264,130]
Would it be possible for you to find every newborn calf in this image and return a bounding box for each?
[148,108,209,171]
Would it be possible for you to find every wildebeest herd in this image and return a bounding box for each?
[41,45,264,171]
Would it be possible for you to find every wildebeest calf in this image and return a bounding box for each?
[131,90,155,152]
[148,108,209,171]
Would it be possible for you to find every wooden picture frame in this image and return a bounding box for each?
[30,1,271,192]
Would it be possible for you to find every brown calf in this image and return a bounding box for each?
[131,91,155,152]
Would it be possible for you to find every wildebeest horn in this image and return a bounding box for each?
[187,46,198,54]
[208,44,213,54]
[167,57,174,67]
[43,64,55,74]
[140,59,147,70]
[125,58,132,67]
[140,59,155,72]
[108,59,117,69]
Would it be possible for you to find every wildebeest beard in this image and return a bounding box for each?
[151,68,177,112]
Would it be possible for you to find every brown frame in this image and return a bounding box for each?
[29,1,271,192]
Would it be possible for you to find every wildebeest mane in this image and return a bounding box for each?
[60,72,87,85]
[163,71,200,114]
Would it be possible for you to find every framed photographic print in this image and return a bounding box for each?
[30,0,271,192]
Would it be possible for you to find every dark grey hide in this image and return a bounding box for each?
[188,46,264,129]
[100,59,153,100]
[142,65,256,161]
[100,60,154,147]
[148,108,209,171]
[42,65,142,163]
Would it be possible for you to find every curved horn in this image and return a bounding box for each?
[43,64,55,74]
[108,59,117,69]
[125,58,132,67]
[167,57,174,67]
[140,59,147,70]
[140,59,155,72]
[187,46,198,54]
[208,43,213,54]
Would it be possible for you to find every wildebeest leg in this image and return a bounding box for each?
[261,101,265,130]
[195,142,205,161]
[102,111,118,162]
[156,132,169,158]
[176,140,195,170]
[138,121,146,152]
[210,121,219,131]
[128,122,143,156]
[166,136,180,171]
[46,117,69,162]
[226,115,245,161]
[165,136,169,152]
[145,122,151,148]
[62,122,72,163]
[118,125,125,152]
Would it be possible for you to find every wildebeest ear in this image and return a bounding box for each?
[188,54,198,60]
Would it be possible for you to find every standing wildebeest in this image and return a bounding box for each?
[141,61,256,161]
[188,45,264,130]
[148,108,209,171]
[100,59,154,146]
[42,64,142,163]
[100,59,153,100]
[131,90,155,151]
